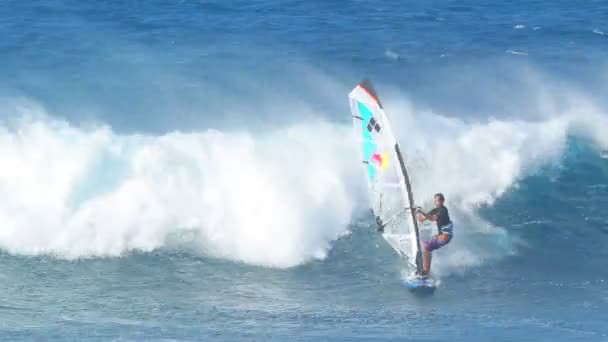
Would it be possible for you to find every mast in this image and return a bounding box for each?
[394,143,423,274]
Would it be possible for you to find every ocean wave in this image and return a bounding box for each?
[0,84,607,271]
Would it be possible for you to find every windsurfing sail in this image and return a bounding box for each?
[349,80,423,273]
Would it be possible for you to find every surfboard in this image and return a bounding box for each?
[349,80,436,292]
[404,273,436,294]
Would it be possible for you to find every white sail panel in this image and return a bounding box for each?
[349,80,420,269]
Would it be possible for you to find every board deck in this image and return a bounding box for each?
[404,274,436,294]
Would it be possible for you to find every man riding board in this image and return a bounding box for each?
[415,193,453,277]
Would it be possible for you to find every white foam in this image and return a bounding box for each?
[380,92,608,276]
[506,49,529,56]
[0,101,361,267]
[384,49,400,60]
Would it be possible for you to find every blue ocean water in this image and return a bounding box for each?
[1,0,608,340]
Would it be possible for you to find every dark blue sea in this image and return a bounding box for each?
[1,1,607,340]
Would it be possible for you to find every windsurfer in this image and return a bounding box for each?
[415,193,453,276]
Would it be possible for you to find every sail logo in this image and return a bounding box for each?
[367,117,382,133]
[371,152,389,171]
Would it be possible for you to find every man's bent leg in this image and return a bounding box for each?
[422,234,452,275]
